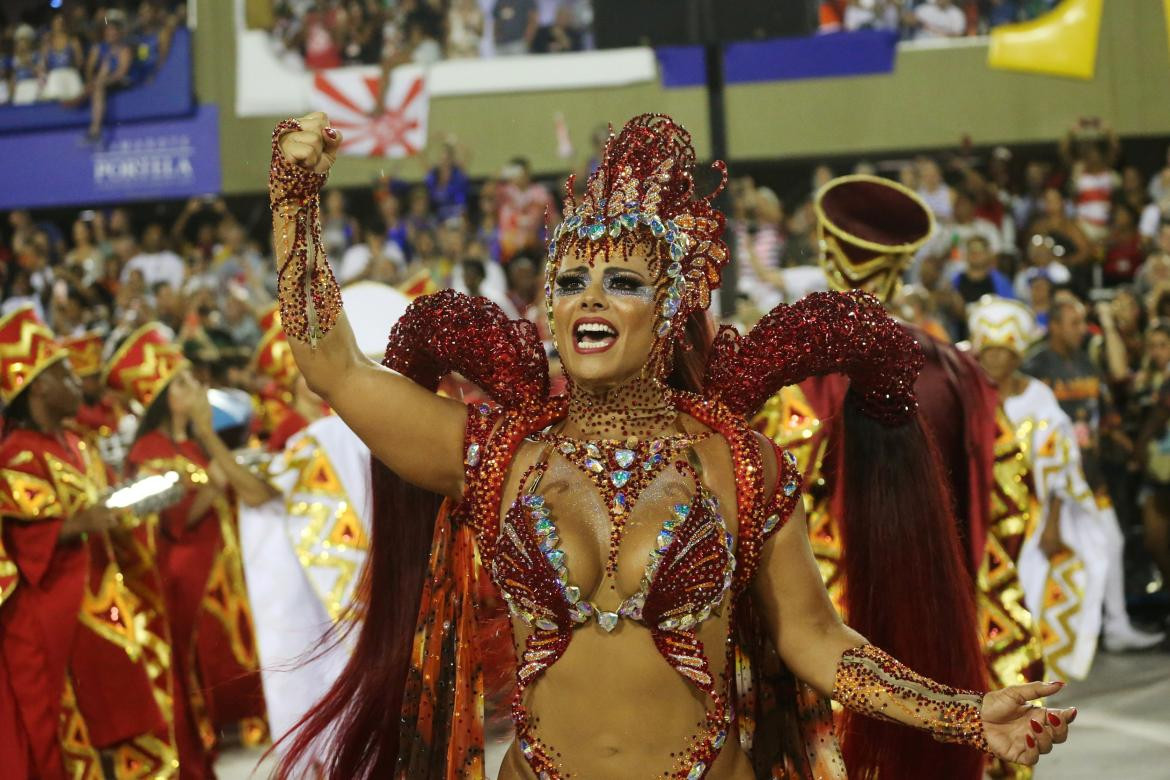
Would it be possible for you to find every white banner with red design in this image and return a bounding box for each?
[309,66,428,158]
[233,1,655,136]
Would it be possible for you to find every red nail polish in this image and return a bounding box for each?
[325,127,338,140]
[1030,719,1043,733]
[1069,708,1078,722]
[1048,712,1061,727]
[1026,734,1036,748]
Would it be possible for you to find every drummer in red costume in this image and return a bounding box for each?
[0,305,176,778]
[107,324,275,773]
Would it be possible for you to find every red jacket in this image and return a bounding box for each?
[0,429,167,778]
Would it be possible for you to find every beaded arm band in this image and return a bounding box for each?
[833,644,990,752]
[270,118,342,348]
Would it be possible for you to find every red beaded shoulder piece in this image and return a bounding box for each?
[382,289,550,406]
[382,290,564,544]
[760,436,802,543]
[672,392,802,592]
[703,290,924,427]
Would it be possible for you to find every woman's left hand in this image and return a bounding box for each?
[982,681,1076,766]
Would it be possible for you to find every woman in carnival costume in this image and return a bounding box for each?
[968,297,1124,681]
[0,306,177,779]
[107,325,274,775]
[269,113,1076,779]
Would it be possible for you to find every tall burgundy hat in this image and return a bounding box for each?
[814,174,936,302]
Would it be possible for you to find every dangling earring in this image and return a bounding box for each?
[644,311,677,383]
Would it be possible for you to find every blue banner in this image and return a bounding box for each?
[0,104,221,210]
[655,30,899,88]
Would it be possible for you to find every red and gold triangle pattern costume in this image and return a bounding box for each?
[0,305,67,405]
[251,324,300,446]
[109,324,269,769]
[0,308,178,778]
[103,324,189,409]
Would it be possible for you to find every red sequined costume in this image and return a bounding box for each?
[271,115,993,779]
[0,307,176,779]
[107,325,269,774]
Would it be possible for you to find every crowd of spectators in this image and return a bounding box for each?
[3,115,1170,598]
[0,1,184,138]
[262,0,1065,70]
[819,0,1063,38]
[261,0,593,72]
[731,119,1170,596]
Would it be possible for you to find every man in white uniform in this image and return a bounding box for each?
[968,297,1162,680]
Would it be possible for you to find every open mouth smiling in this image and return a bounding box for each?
[573,318,619,354]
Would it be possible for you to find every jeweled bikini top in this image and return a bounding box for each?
[456,398,802,780]
[495,431,744,638]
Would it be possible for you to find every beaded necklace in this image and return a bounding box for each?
[564,375,676,440]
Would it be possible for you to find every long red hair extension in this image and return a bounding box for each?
[833,394,989,779]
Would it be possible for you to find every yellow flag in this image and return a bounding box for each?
[398,269,439,299]
[988,0,1103,80]
[1165,0,1170,67]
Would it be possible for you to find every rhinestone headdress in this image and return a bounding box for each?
[545,114,728,374]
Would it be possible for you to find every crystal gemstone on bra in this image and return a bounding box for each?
[613,448,636,468]
[597,611,619,632]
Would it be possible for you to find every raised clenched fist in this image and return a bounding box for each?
[278,112,343,175]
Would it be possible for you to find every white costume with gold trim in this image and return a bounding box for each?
[239,282,407,746]
[239,414,371,748]
[1004,379,1107,680]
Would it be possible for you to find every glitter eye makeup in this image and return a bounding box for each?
[554,267,655,300]
[554,269,588,297]
[603,270,655,300]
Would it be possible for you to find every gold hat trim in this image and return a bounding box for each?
[813,174,937,256]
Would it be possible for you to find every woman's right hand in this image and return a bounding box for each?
[189,389,214,437]
[278,112,343,176]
